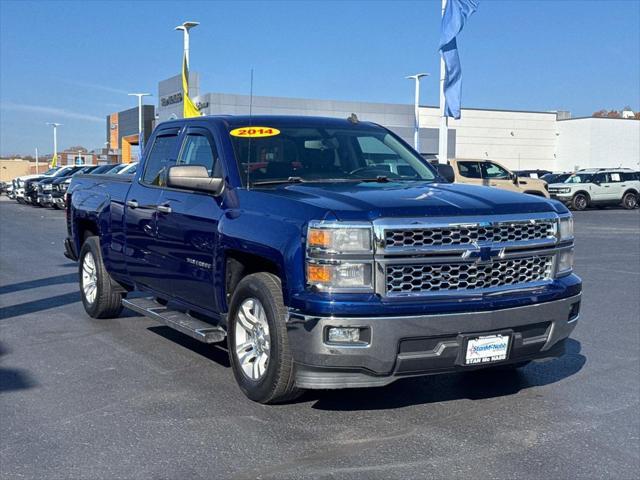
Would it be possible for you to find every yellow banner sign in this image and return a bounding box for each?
[230,127,280,138]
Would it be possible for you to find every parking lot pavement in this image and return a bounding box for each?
[0,197,638,480]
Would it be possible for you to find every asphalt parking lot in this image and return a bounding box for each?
[1,197,639,480]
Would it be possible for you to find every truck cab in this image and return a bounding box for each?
[449,158,550,198]
[66,115,581,403]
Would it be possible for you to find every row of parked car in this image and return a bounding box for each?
[2,159,638,212]
[1,162,138,209]
[436,159,639,210]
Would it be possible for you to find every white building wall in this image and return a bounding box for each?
[418,107,558,171]
[556,118,640,171]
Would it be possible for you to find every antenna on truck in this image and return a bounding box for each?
[246,68,254,190]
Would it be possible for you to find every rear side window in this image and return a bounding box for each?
[177,134,220,177]
[458,161,482,179]
[142,134,179,186]
[622,172,639,181]
[609,172,622,182]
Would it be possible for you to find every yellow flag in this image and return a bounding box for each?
[182,53,200,118]
[50,153,58,168]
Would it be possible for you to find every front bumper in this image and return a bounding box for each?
[38,193,53,205]
[52,195,65,207]
[550,193,572,204]
[287,293,581,389]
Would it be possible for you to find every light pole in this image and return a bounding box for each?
[46,122,62,166]
[128,93,151,156]
[175,21,199,71]
[405,73,430,153]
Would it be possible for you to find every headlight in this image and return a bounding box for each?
[307,223,372,253]
[556,248,574,276]
[306,261,372,290]
[559,216,574,241]
[306,221,374,292]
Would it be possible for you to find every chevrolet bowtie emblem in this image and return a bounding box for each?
[462,245,506,264]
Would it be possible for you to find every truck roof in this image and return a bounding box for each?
[158,114,381,130]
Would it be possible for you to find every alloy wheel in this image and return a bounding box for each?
[82,252,98,304]
[234,297,271,381]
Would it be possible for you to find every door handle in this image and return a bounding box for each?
[156,204,172,214]
[126,200,139,208]
[604,185,610,188]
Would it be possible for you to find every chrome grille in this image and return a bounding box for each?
[385,255,553,295]
[384,221,556,249]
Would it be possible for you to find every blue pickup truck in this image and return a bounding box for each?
[65,115,581,403]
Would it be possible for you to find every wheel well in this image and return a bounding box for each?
[77,220,99,243]
[225,251,281,302]
[623,188,639,197]
[573,190,590,201]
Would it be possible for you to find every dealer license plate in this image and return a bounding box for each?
[465,334,510,365]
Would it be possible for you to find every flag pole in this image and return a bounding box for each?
[438,0,449,165]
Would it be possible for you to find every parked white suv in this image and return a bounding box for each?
[548,169,639,210]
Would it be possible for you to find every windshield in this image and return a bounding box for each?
[228,124,437,186]
[53,167,78,177]
[107,164,127,174]
[44,168,59,175]
[91,165,114,174]
[564,173,593,184]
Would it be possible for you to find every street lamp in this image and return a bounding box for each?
[175,21,199,70]
[405,73,430,153]
[128,93,151,155]
[46,122,62,166]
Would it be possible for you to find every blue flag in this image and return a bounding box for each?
[439,0,479,119]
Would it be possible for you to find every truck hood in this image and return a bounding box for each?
[256,181,564,220]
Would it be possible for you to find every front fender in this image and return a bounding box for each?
[218,210,306,310]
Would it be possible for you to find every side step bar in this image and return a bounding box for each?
[122,297,226,344]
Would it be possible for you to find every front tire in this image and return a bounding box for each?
[227,272,301,404]
[571,193,588,211]
[79,236,123,318]
[622,192,638,210]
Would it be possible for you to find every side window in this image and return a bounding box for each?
[177,133,220,177]
[142,134,179,186]
[592,173,608,184]
[458,161,482,179]
[609,172,622,182]
[482,162,510,179]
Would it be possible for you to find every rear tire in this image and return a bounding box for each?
[622,192,638,210]
[227,272,301,404]
[571,193,588,211]
[79,236,123,319]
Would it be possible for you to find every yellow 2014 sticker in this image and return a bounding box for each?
[230,126,280,138]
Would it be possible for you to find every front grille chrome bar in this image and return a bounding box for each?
[372,213,564,298]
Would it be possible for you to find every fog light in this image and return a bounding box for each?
[328,327,360,343]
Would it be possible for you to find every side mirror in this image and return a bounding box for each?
[434,164,455,183]
[511,173,519,184]
[167,165,224,195]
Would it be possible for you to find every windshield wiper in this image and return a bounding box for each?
[355,176,390,183]
[252,177,305,186]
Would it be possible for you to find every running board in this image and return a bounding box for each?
[122,297,226,344]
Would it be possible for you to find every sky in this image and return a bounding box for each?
[1,0,639,156]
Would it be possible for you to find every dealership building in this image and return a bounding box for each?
[106,105,155,164]
[156,74,639,172]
